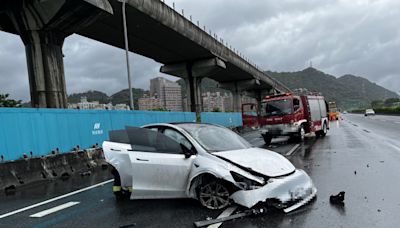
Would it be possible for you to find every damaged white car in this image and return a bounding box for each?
[103,123,316,212]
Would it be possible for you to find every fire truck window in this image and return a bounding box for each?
[293,99,300,111]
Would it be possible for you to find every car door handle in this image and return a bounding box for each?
[110,148,121,151]
[136,158,149,162]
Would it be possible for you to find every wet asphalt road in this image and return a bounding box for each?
[1,114,400,228]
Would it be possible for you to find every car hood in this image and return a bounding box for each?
[214,148,295,177]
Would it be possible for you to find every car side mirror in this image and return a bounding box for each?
[181,144,196,159]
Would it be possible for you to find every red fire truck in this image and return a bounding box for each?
[242,93,329,145]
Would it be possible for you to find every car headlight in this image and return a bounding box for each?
[230,172,265,190]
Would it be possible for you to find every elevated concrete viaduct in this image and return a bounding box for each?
[0,0,113,108]
[0,0,290,111]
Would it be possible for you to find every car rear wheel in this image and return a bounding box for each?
[111,167,129,200]
[198,180,231,210]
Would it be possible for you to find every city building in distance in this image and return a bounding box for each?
[139,77,183,111]
[138,94,161,111]
[68,97,129,110]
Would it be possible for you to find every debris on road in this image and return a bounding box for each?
[330,192,345,205]
[61,172,70,180]
[80,171,91,176]
[194,208,267,227]
[354,171,357,175]
[367,164,370,168]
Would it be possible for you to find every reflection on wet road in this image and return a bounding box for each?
[225,114,400,228]
[1,114,399,227]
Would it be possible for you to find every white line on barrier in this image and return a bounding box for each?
[286,144,300,156]
[30,201,80,218]
[0,179,113,219]
[208,206,238,228]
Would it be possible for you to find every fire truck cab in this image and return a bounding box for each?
[256,93,329,145]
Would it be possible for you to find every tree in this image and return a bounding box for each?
[151,107,169,111]
[212,107,221,112]
[384,98,400,107]
[0,94,21,107]
[371,100,384,109]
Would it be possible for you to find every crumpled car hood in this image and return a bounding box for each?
[214,147,295,177]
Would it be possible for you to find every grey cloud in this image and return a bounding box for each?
[1,0,400,101]
[0,33,28,100]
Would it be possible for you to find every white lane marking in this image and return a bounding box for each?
[208,206,238,228]
[286,144,300,156]
[0,179,113,219]
[29,202,80,218]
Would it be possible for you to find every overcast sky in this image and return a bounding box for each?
[1,0,400,101]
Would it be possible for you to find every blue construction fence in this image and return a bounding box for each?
[0,108,242,161]
[201,112,243,128]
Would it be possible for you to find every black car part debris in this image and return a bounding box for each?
[330,191,345,204]
[193,208,267,227]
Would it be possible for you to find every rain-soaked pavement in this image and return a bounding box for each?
[1,114,400,227]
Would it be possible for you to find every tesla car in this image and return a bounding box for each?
[103,123,316,212]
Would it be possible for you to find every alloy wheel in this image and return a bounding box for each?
[199,181,230,210]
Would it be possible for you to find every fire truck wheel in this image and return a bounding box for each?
[291,125,305,142]
[320,122,327,137]
[299,125,306,141]
[262,134,272,145]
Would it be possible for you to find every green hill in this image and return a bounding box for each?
[109,88,147,109]
[66,68,398,111]
[67,88,147,110]
[68,90,110,104]
[267,67,398,110]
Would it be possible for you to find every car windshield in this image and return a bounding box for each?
[177,124,251,152]
[263,99,293,116]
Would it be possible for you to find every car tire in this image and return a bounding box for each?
[111,167,128,200]
[198,180,231,210]
[262,133,272,145]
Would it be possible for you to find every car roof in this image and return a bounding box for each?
[142,122,223,129]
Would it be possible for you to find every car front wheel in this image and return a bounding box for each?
[198,180,231,210]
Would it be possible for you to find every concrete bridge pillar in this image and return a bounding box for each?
[3,0,112,108]
[161,57,226,119]
[185,63,203,118]
[23,31,67,108]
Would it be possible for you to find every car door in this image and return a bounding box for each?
[126,126,195,199]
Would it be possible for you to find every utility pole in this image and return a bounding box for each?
[122,0,134,110]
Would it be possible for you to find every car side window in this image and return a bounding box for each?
[125,127,183,154]
[293,99,300,111]
[163,128,193,151]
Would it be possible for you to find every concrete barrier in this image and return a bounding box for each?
[0,148,106,192]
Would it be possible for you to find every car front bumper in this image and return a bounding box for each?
[230,169,316,213]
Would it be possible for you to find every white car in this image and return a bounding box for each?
[365,109,375,116]
[103,123,316,212]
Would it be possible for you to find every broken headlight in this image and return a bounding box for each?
[230,172,264,190]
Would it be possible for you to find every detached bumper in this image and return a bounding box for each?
[230,169,316,213]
